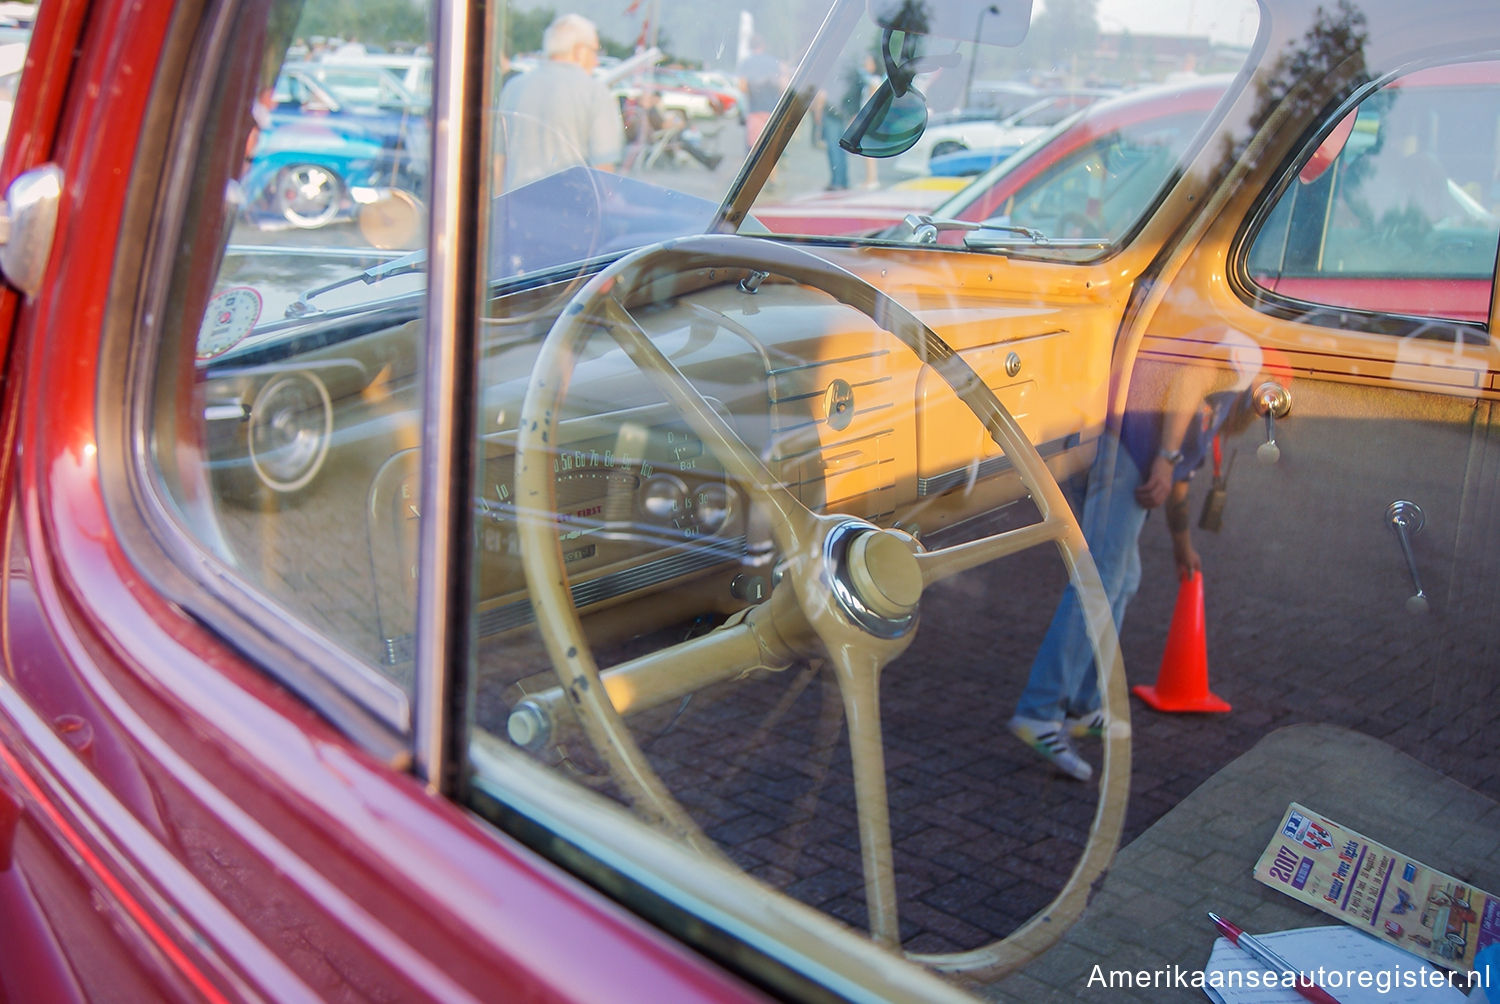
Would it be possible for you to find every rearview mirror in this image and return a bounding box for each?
[867,0,1033,46]
[839,26,939,158]
[840,80,928,157]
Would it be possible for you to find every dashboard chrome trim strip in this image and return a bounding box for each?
[918,433,1084,497]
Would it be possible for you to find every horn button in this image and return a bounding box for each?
[828,522,923,637]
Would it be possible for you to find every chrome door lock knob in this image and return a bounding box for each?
[1252,381,1292,464]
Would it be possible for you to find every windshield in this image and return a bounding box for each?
[209,0,1260,327]
[739,0,1257,250]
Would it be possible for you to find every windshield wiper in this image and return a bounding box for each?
[900,213,1048,245]
[284,248,428,318]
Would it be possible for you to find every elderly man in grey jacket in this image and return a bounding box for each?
[494,13,624,191]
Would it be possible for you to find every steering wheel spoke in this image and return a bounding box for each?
[916,514,1071,585]
[825,644,900,947]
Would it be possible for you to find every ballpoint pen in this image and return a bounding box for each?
[1208,912,1342,1004]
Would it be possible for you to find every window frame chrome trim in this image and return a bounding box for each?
[1229,59,1500,338]
[106,0,410,761]
[412,0,487,794]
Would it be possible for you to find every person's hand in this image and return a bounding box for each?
[1173,540,1201,581]
[1135,455,1174,509]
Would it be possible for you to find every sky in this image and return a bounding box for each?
[1093,0,1261,47]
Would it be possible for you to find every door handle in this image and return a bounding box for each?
[0,164,63,298]
[1386,500,1430,615]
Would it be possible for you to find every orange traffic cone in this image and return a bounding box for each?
[1132,571,1231,712]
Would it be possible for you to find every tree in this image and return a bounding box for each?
[1029,0,1099,80]
[498,5,556,56]
[1229,0,1369,169]
[294,0,429,50]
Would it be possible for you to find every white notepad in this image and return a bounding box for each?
[1203,925,1472,1004]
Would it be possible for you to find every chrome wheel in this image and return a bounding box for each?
[274,163,343,228]
[247,371,333,496]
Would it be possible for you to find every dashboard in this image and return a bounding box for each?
[358,264,1110,667]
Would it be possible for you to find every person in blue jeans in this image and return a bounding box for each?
[812,58,868,190]
[1008,350,1287,780]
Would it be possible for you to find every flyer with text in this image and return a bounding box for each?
[1253,802,1499,974]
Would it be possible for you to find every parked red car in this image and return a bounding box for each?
[753,76,1230,237]
[1,0,1497,1000]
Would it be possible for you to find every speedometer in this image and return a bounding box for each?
[197,286,262,360]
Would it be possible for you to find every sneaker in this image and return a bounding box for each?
[1064,709,1107,739]
[1007,715,1093,781]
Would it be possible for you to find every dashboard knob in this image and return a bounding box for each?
[506,700,553,750]
[730,573,767,602]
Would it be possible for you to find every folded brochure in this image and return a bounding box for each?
[1254,802,1498,974]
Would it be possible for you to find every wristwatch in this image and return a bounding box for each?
[1158,447,1184,464]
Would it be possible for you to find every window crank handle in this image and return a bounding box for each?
[1253,381,1292,464]
[1386,500,1429,615]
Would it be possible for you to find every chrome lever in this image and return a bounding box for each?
[1386,500,1430,615]
[1252,381,1292,464]
[0,164,63,298]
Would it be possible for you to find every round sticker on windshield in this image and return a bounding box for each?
[197,286,262,360]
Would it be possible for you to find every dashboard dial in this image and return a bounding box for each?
[197,286,262,360]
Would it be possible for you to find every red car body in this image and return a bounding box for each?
[3,0,1499,999]
[0,2,761,1000]
[752,175,967,236]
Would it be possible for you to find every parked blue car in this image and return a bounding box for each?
[925,144,1022,177]
[242,65,428,229]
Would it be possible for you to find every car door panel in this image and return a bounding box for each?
[1127,59,1499,768]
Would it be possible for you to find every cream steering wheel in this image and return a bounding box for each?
[514,234,1129,976]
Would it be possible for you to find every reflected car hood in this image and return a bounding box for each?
[491,166,721,281]
[200,168,721,369]
[751,176,967,237]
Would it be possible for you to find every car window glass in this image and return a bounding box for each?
[0,12,29,148]
[460,0,1262,994]
[147,0,432,704]
[1245,61,1500,327]
[1013,94,1091,127]
[132,0,1500,999]
[747,30,1252,250]
[957,106,1213,242]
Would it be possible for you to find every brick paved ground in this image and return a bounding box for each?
[990,725,1500,1002]
[469,481,1500,960]
[221,385,1500,982]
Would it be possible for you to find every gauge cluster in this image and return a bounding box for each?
[367,410,745,665]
